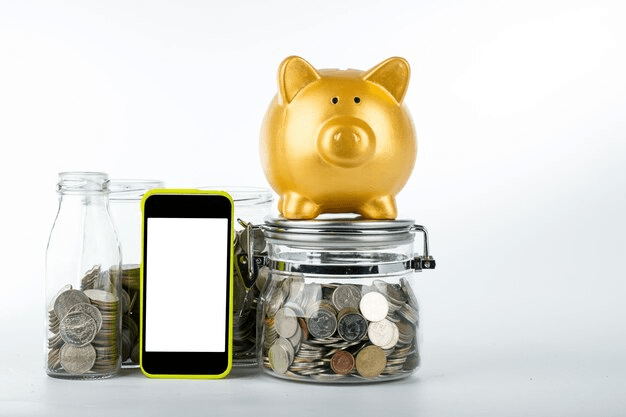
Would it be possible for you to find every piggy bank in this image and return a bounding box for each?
[260,56,416,220]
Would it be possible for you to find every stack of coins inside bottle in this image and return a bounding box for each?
[47,265,121,377]
[118,265,140,365]
[259,273,419,382]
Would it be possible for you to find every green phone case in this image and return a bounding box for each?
[139,189,234,379]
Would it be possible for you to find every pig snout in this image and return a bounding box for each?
[317,116,376,168]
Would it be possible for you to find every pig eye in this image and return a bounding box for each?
[331,97,339,104]
[354,97,361,104]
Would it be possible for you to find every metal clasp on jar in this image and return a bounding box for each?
[410,225,436,271]
[238,219,268,288]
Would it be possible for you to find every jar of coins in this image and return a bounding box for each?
[256,216,435,383]
[45,172,123,379]
[108,179,164,367]
[199,186,273,366]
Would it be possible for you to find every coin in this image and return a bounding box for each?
[395,319,415,345]
[268,337,294,374]
[286,276,305,305]
[48,284,72,313]
[355,345,387,378]
[120,289,131,314]
[54,289,91,319]
[275,307,299,338]
[68,303,103,333]
[84,289,119,305]
[337,309,368,342]
[307,303,337,339]
[60,344,96,374]
[401,277,418,308]
[80,265,101,290]
[359,292,389,322]
[330,350,355,375]
[332,284,362,311]
[368,319,399,349]
[59,311,98,346]
[48,348,62,371]
[397,303,418,325]
[298,318,309,341]
[300,283,322,314]
[287,321,302,350]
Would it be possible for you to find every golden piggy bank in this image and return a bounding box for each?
[260,56,416,220]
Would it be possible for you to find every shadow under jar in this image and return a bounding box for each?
[256,215,435,383]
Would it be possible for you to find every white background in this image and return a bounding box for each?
[1,0,625,416]
[145,218,227,352]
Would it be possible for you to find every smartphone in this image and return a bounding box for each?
[140,189,233,379]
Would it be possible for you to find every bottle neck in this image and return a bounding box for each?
[57,172,109,195]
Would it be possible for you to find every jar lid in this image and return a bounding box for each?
[262,214,417,247]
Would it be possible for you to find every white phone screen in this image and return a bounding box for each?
[145,217,228,352]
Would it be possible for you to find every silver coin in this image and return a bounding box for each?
[286,276,305,305]
[401,278,418,308]
[268,337,294,374]
[266,286,286,317]
[283,301,305,317]
[80,265,101,290]
[380,322,399,350]
[373,280,407,305]
[120,289,131,314]
[287,321,302,350]
[60,344,96,374]
[395,319,416,345]
[48,348,62,371]
[359,292,389,322]
[397,303,419,325]
[275,307,299,338]
[54,289,91,319]
[368,319,399,349]
[48,333,63,349]
[60,311,98,346]
[332,285,362,311]
[337,310,368,342]
[307,307,337,339]
[68,303,103,333]
[48,284,72,313]
[83,289,119,305]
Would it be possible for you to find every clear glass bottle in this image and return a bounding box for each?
[108,179,164,367]
[256,215,435,383]
[199,186,274,366]
[45,172,122,379]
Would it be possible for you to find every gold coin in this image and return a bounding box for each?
[355,345,386,378]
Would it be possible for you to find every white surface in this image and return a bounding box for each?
[146,217,228,352]
[1,0,625,416]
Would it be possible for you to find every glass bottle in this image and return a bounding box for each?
[108,179,164,367]
[199,186,274,366]
[45,172,122,379]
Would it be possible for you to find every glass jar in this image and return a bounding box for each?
[256,215,435,383]
[45,172,122,379]
[108,179,164,367]
[199,186,274,366]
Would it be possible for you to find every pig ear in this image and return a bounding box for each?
[278,56,320,104]
[362,57,410,104]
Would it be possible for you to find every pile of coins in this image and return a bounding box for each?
[260,276,419,382]
[232,225,267,364]
[47,265,121,377]
[117,264,141,365]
